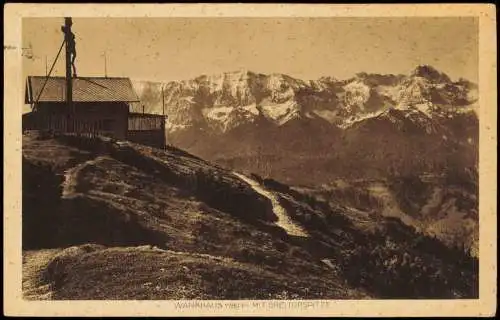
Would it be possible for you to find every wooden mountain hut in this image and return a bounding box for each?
[24,76,168,148]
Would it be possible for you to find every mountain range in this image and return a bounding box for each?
[132,65,478,184]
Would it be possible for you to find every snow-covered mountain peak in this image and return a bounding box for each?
[410,65,452,83]
[132,66,477,135]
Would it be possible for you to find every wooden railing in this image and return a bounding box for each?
[128,112,166,131]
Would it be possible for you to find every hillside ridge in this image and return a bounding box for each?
[22,132,478,300]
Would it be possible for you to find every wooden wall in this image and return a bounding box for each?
[127,113,167,148]
[128,113,166,131]
[23,104,168,149]
[25,102,129,140]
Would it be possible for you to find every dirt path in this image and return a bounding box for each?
[22,249,62,300]
[61,156,107,198]
[233,172,309,237]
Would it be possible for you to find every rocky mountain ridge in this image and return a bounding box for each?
[132,65,478,135]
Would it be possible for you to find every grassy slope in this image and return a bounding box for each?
[23,132,477,300]
[22,132,366,300]
[43,245,360,300]
[23,249,63,300]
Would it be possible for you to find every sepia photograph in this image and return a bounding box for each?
[4,3,497,317]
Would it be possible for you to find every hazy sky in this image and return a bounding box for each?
[22,17,478,83]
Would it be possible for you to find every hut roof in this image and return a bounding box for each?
[25,76,140,104]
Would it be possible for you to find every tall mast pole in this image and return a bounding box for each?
[63,17,73,128]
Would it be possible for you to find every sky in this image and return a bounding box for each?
[22,17,478,83]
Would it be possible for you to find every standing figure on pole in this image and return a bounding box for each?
[61,19,77,77]
[62,17,75,132]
